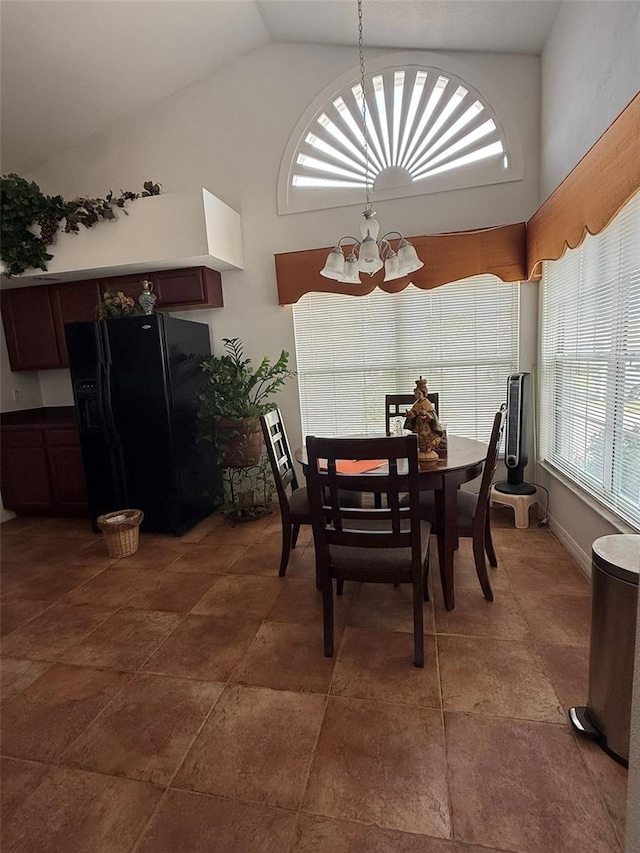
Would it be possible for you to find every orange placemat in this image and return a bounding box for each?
[335,459,386,474]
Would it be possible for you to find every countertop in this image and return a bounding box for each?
[1,407,77,428]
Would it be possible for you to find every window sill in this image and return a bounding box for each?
[537,459,639,535]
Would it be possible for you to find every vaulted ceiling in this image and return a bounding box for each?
[0,0,562,175]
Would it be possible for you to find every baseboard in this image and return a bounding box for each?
[548,516,592,579]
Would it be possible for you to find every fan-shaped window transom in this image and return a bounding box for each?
[279,59,522,215]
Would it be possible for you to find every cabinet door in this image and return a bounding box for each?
[154,267,223,309]
[50,280,102,367]
[0,287,60,371]
[0,430,53,510]
[47,437,89,515]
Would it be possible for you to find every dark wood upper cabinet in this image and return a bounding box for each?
[98,267,223,311]
[153,267,223,309]
[0,287,60,371]
[2,266,223,371]
[50,280,103,367]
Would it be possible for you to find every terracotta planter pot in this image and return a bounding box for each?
[216,418,263,468]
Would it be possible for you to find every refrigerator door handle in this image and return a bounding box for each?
[102,359,120,442]
[97,361,119,446]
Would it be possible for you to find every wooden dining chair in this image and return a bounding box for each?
[261,408,362,578]
[385,392,439,435]
[375,391,441,508]
[407,405,506,601]
[306,434,431,667]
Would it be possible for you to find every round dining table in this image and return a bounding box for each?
[295,434,488,611]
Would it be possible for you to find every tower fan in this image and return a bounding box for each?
[494,372,537,496]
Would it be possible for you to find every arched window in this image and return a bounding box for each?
[279,54,523,215]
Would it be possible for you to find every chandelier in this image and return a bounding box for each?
[320,0,424,284]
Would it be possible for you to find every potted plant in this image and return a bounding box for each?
[198,338,295,521]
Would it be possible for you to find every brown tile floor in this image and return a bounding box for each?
[0,508,628,853]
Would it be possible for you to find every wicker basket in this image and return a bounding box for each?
[97,509,144,558]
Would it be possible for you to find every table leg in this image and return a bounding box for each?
[435,480,458,610]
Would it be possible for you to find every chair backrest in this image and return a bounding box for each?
[385,392,439,435]
[305,434,423,579]
[474,404,507,525]
[260,409,300,507]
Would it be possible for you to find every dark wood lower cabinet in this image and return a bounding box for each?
[1,440,53,511]
[1,409,89,518]
[46,432,89,515]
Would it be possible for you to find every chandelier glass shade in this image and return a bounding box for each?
[320,0,424,285]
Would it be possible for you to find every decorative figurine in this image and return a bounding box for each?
[404,376,444,460]
[138,279,157,315]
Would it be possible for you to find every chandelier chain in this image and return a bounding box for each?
[357,0,372,209]
[319,0,423,282]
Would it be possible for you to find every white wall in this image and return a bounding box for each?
[541,0,640,200]
[0,322,42,412]
[17,42,540,463]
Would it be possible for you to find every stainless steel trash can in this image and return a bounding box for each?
[570,534,639,765]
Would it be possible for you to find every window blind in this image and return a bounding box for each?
[292,277,519,442]
[539,191,640,529]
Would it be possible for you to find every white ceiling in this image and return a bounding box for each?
[0,0,562,175]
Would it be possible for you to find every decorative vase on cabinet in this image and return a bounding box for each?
[138,280,157,315]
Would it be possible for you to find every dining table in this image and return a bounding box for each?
[295,434,489,611]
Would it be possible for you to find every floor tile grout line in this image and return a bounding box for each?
[458,533,624,849]
[566,725,627,852]
[289,692,330,849]
[435,635,455,843]
[521,570,627,850]
[2,517,625,850]
[0,599,59,640]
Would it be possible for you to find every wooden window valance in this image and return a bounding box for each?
[274,92,640,304]
[275,223,527,305]
[526,92,640,279]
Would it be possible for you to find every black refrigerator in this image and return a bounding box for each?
[65,314,221,535]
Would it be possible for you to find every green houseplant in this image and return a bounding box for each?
[198,338,295,519]
[0,174,161,277]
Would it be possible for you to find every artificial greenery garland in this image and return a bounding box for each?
[0,174,161,277]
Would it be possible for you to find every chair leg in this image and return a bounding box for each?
[336,578,344,596]
[413,570,424,668]
[291,523,300,549]
[374,492,382,509]
[279,520,292,577]
[322,576,335,657]
[423,544,431,602]
[473,532,494,601]
[484,513,497,567]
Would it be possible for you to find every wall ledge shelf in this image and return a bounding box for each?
[1,188,243,287]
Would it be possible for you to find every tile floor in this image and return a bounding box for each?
[0,508,628,852]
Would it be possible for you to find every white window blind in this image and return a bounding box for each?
[539,191,640,529]
[292,277,519,441]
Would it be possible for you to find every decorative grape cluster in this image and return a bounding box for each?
[96,290,143,319]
